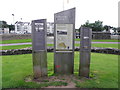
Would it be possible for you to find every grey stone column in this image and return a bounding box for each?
[31,19,47,78]
[79,27,92,78]
[54,8,75,74]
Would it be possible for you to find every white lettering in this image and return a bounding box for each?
[35,23,44,31]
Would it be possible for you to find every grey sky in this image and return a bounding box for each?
[0,0,119,28]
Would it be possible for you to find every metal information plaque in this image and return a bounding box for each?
[54,8,75,74]
[32,19,47,78]
[79,27,92,78]
[56,24,73,50]
[32,20,46,51]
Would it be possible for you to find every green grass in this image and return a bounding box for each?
[0,39,32,44]
[1,44,32,50]
[0,39,119,44]
[74,52,118,88]
[2,52,118,88]
[76,44,119,49]
[92,44,118,49]
[1,43,119,50]
[75,39,119,42]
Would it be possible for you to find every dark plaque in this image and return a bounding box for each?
[32,19,47,51]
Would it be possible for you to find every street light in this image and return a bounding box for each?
[12,14,14,25]
[12,14,15,32]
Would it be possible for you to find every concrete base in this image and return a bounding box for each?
[32,50,47,78]
[54,51,74,74]
[79,51,91,78]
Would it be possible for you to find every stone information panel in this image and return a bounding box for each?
[54,8,75,74]
[79,27,92,78]
[32,19,47,78]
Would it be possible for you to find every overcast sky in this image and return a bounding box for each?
[0,0,119,28]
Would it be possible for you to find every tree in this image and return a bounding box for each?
[1,21,8,28]
[8,24,15,32]
[81,20,104,32]
[117,27,120,35]
[8,24,15,33]
[104,25,113,31]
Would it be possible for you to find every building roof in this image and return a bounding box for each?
[15,21,30,25]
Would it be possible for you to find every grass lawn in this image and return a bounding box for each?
[92,43,118,49]
[0,39,119,44]
[1,43,119,50]
[1,44,32,50]
[2,52,118,88]
[75,39,119,42]
[0,39,32,44]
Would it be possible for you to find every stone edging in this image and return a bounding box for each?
[0,47,120,56]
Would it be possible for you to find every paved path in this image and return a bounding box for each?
[0,41,119,46]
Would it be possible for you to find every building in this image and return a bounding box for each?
[0,28,9,34]
[0,21,9,34]
[47,22,54,34]
[15,21,31,34]
[14,21,54,34]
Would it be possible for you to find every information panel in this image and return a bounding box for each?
[79,27,92,78]
[32,19,46,51]
[54,8,75,74]
[32,19,47,78]
[56,24,73,50]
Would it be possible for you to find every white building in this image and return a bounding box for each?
[47,22,54,34]
[15,21,54,34]
[0,28,9,34]
[15,21,31,34]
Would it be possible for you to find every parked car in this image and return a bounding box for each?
[76,33,80,38]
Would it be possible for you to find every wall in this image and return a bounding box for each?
[111,35,120,40]
[92,32,111,39]
[1,34,32,40]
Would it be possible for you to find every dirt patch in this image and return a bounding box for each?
[25,75,84,88]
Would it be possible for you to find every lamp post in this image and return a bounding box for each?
[12,14,15,33]
[12,14,14,25]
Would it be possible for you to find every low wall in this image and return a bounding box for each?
[111,35,120,40]
[1,47,120,56]
[92,32,111,39]
[1,34,32,40]
[1,32,113,40]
